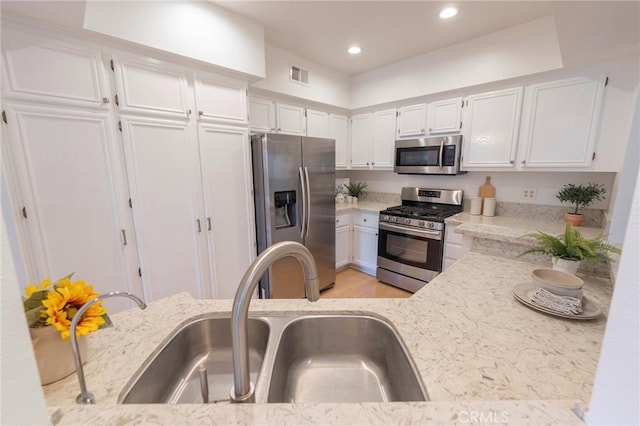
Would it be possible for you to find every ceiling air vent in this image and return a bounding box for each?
[290,65,309,86]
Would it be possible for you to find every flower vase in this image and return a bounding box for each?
[29,326,88,385]
[552,257,580,275]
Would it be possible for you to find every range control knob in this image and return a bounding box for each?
[418,220,425,227]
[390,216,397,223]
[404,218,411,225]
[426,222,434,229]
[381,215,389,222]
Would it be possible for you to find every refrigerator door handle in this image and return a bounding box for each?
[299,166,307,239]
[304,167,311,238]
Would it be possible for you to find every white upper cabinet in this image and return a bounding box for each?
[427,97,463,134]
[276,103,306,135]
[197,124,255,299]
[397,104,427,138]
[350,113,374,169]
[518,76,606,169]
[2,30,108,109]
[194,73,248,125]
[330,114,349,169]
[248,96,275,133]
[373,109,397,169]
[461,87,524,169]
[306,108,331,138]
[111,54,191,119]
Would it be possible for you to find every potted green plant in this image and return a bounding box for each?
[518,223,621,274]
[556,182,606,227]
[343,182,367,202]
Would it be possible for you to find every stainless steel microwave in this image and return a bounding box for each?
[394,135,466,175]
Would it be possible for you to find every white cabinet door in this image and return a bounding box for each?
[397,104,426,138]
[461,87,523,169]
[306,109,330,138]
[353,226,378,276]
[3,106,136,305]
[195,74,248,125]
[198,124,255,299]
[350,113,374,169]
[373,109,397,169]
[427,97,463,134]
[112,54,191,119]
[248,97,274,133]
[330,114,349,169]
[120,116,210,302]
[335,212,351,269]
[2,29,109,109]
[276,103,306,135]
[519,76,605,169]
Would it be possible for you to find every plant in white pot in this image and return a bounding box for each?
[556,182,606,227]
[518,223,621,275]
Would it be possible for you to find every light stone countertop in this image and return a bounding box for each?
[43,251,611,425]
[446,212,605,244]
[335,200,396,213]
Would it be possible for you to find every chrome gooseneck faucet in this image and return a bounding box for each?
[230,241,320,403]
[70,291,147,404]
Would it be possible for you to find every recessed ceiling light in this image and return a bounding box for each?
[439,7,458,19]
[348,46,362,55]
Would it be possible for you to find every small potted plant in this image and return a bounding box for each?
[518,223,621,275]
[556,182,606,226]
[343,182,367,202]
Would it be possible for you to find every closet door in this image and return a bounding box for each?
[3,106,134,299]
[120,116,210,302]
[197,124,255,299]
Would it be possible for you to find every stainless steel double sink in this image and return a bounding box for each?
[119,314,428,404]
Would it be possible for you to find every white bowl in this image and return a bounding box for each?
[531,268,584,298]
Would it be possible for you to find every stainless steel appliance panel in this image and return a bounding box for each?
[394,135,465,175]
[302,137,336,292]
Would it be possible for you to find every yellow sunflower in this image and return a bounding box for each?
[24,279,52,298]
[41,278,106,339]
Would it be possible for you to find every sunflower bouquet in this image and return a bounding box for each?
[23,274,111,339]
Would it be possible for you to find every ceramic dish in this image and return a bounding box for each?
[512,282,602,320]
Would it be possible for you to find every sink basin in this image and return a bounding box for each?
[119,316,269,404]
[266,315,427,403]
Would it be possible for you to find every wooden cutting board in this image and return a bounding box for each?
[478,176,496,198]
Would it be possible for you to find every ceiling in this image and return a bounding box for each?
[213,1,554,75]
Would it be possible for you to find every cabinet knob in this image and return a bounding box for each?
[363,218,367,222]
[428,128,432,132]
[510,160,514,164]
[198,111,203,117]
[421,129,425,132]
[102,97,110,104]
[187,109,192,115]
[521,160,526,164]
[277,128,281,132]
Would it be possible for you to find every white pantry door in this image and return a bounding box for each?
[3,106,133,299]
[120,116,210,302]
[197,124,255,299]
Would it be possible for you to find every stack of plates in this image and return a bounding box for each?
[512,282,602,320]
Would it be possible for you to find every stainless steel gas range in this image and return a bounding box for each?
[377,187,463,293]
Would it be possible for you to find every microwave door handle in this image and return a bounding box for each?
[299,166,307,239]
[438,140,444,170]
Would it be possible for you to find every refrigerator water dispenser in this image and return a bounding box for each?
[274,190,297,229]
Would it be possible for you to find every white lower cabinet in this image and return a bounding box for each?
[443,224,471,270]
[2,105,139,311]
[335,212,351,269]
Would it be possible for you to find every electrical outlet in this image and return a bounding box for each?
[522,188,537,200]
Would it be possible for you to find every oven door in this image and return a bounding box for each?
[377,222,443,277]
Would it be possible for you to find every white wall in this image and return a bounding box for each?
[83,0,266,78]
[608,88,640,244]
[586,170,640,425]
[251,44,351,109]
[343,170,616,210]
[350,16,563,109]
[1,216,49,425]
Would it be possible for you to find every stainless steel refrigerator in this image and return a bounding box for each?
[251,133,336,298]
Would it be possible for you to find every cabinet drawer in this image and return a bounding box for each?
[335,213,351,227]
[354,211,379,228]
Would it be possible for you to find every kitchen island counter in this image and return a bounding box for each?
[44,251,611,425]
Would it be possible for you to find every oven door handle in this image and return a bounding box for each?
[379,222,442,240]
